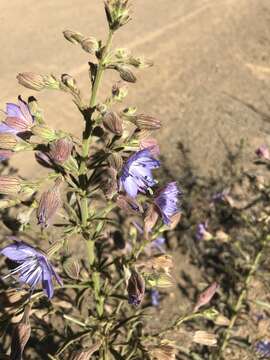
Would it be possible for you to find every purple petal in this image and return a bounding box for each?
[0,242,39,261]
[6,103,23,119]
[0,123,16,134]
[123,176,138,198]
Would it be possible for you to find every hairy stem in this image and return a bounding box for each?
[218,235,270,357]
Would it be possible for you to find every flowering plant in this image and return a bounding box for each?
[0,1,218,359]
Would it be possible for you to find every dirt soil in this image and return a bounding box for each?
[1,0,270,179]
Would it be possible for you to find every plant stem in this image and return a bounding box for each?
[81,29,114,162]
[87,239,95,267]
[218,236,269,357]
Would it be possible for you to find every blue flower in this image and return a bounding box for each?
[255,340,270,358]
[154,182,181,225]
[151,289,160,307]
[151,236,166,253]
[0,241,62,299]
[120,149,160,198]
[0,96,34,135]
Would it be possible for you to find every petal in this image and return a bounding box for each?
[39,258,54,299]
[123,176,138,198]
[18,96,33,125]
[0,242,39,261]
[0,123,16,134]
[6,103,23,119]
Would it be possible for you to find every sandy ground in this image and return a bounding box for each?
[1,0,270,179]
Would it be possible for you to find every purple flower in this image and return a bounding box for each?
[151,289,160,307]
[151,236,166,252]
[0,241,62,299]
[154,182,181,225]
[0,96,34,135]
[255,145,270,160]
[120,149,160,198]
[255,340,270,358]
[196,222,212,241]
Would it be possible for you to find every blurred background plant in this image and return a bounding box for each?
[0,1,225,359]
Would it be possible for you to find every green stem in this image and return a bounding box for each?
[218,236,269,357]
[81,29,114,161]
[87,239,95,267]
[81,196,89,227]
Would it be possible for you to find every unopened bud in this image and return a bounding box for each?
[63,258,81,280]
[144,204,159,234]
[118,66,136,83]
[31,125,57,142]
[116,194,142,213]
[104,0,131,31]
[0,176,22,195]
[17,72,46,91]
[103,112,123,136]
[61,74,79,94]
[0,133,18,150]
[49,138,73,164]
[129,56,153,68]
[194,282,219,312]
[192,331,217,347]
[17,72,60,91]
[37,182,62,228]
[134,114,161,130]
[10,305,31,360]
[108,152,123,171]
[127,270,145,306]
[81,37,99,54]
[101,167,118,199]
[63,29,84,44]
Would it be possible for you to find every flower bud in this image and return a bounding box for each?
[194,282,219,312]
[63,29,84,44]
[108,152,123,171]
[61,74,79,94]
[0,176,22,195]
[49,138,73,164]
[81,37,99,54]
[103,112,123,136]
[0,133,18,150]
[63,258,81,280]
[10,305,31,360]
[17,73,60,91]
[129,56,153,68]
[101,167,118,199]
[127,270,145,306]
[104,0,131,31]
[31,125,57,142]
[118,66,136,83]
[144,204,159,234]
[134,114,161,130]
[37,182,62,228]
[116,194,142,214]
[192,331,217,347]
[17,72,46,91]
